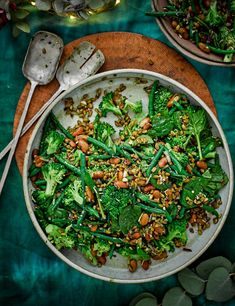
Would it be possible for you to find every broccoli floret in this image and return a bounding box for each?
[93,240,111,256]
[153,86,173,114]
[42,162,67,197]
[45,131,64,155]
[205,0,224,27]
[157,219,188,252]
[123,99,143,114]
[99,92,122,117]
[32,190,53,208]
[101,186,134,230]
[167,135,188,149]
[70,149,82,166]
[63,179,83,207]
[45,224,75,250]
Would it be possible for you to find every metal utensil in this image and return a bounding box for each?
[0,41,105,161]
[0,31,63,194]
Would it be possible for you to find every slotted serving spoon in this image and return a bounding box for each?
[0,41,105,161]
[0,31,63,195]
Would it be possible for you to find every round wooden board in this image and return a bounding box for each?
[14,32,215,174]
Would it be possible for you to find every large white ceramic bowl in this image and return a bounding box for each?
[23,69,233,283]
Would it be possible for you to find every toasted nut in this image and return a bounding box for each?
[91,249,97,257]
[32,149,39,158]
[114,181,129,188]
[117,171,123,181]
[86,186,95,202]
[196,160,208,170]
[141,260,150,270]
[198,42,210,53]
[158,157,168,168]
[78,139,89,153]
[128,259,137,273]
[97,256,106,265]
[145,233,151,241]
[34,155,44,168]
[140,117,150,127]
[143,122,152,130]
[72,127,84,136]
[139,213,149,226]
[143,184,154,193]
[167,94,180,108]
[153,251,167,260]
[69,140,76,148]
[92,171,104,179]
[171,20,178,29]
[109,157,120,164]
[186,164,192,174]
[75,134,88,141]
[152,190,161,200]
[90,225,98,232]
[136,179,146,186]
[132,232,141,239]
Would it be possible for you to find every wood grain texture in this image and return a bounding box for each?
[13,32,215,174]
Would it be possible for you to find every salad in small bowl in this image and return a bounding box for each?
[23,69,233,283]
[148,0,235,66]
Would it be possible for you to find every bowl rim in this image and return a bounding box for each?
[23,68,234,283]
[151,0,235,67]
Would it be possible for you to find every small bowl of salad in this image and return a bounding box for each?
[23,69,233,283]
[148,0,235,66]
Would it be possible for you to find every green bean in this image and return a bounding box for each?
[50,112,74,140]
[49,190,66,213]
[174,101,184,111]
[202,205,219,218]
[148,80,158,117]
[56,175,73,190]
[55,154,81,176]
[84,206,100,219]
[89,154,111,160]
[34,179,46,186]
[207,45,235,55]
[120,145,150,160]
[39,114,54,154]
[168,106,177,115]
[74,225,123,243]
[29,167,41,177]
[116,146,134,163]
[136,203,172,222]
[146,145,164,177]
[145,11,185,17]
[77,153,87,225]
[136,192,162,208]
[189,20,193,39]
[87,136,114,155]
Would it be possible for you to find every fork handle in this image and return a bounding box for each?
[0,85,64,161]
[0,81,38,195]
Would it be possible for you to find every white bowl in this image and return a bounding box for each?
[23,69,233,283]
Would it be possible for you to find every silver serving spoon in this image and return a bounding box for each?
[0,31,63,195]
[0,41,105,161]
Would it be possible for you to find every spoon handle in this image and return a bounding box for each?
[0,86,64,160]
[0,81,38,195]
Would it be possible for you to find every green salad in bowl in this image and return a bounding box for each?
[24,70,233,282]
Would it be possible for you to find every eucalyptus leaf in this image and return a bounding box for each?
[178,268,205,296]
[162,287,192,306]
[231,263,235,281]
[206,267,235,302]
[129,293,157,306]
[12,25,20,37]
[196,256,232,279]
[35,0,51,11]
[52,0,65,15]
[15,9,30,19]
[15,21,30,33]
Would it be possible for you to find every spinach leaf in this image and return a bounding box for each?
[202,164,229,195]
[149,114,174,137]
[187,109,208,160]
[119,205,142,234]
[180,177,204,207]
[118,246,150,260]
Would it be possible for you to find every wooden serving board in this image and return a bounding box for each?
[14,32,215,174]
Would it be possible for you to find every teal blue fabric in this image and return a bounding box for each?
[0,1,235,305]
